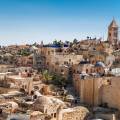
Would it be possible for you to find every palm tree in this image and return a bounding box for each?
[42,70,52,84]
[53,39,63,47]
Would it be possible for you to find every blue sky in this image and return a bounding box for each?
[0,0,119,46]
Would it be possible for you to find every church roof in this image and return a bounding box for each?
[109,19,118,28]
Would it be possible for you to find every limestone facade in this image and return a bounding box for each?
[34,47,83,79]
[57,106,89,120]
[108,19,119,45]
[73,74,120,110]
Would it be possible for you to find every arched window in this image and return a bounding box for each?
[86,69,88,73]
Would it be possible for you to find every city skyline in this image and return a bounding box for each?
[0,0,120,46]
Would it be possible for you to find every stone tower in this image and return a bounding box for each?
[108,19,119,45]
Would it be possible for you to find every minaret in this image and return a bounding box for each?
[107,19,119,45]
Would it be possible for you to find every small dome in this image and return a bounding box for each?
[7,101,18,109]
[95,62,105,67]
[34,96,65,105]
[34,96,52,105]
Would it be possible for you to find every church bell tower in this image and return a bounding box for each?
[108,19,119,45]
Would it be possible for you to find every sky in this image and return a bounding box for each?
[0,0,120,46]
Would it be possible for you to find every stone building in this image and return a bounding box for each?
[33,96,65,118]
[4,72,33,95]
[34,46,83,79]
[72,61,105,77]
[0,72,13,87]
[56,106,89,120]
[32,46,46,70]
[108,19,119,45]
[112,49,120,68]
[47,53,83,79]
[73,75,120,111]
[0,64,14,73]
[16,54,33,67]
[30,111,51,120]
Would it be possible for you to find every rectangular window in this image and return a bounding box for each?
[113,28,118,31]
[48,51,50,55]
[55,62,59,65]
[64,61,68,65]
[69,59,71,62]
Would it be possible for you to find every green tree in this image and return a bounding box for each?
[53,39,63,47]
[51,74,67,87]
[53,39,58,45]
[73,38,78,44]
[42,70,53,84]
[17,49,31,56]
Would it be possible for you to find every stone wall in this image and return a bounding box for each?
[73,75,120,110]
[57,106,89,120]
[73,75,100,105]
[102,77,120,110]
